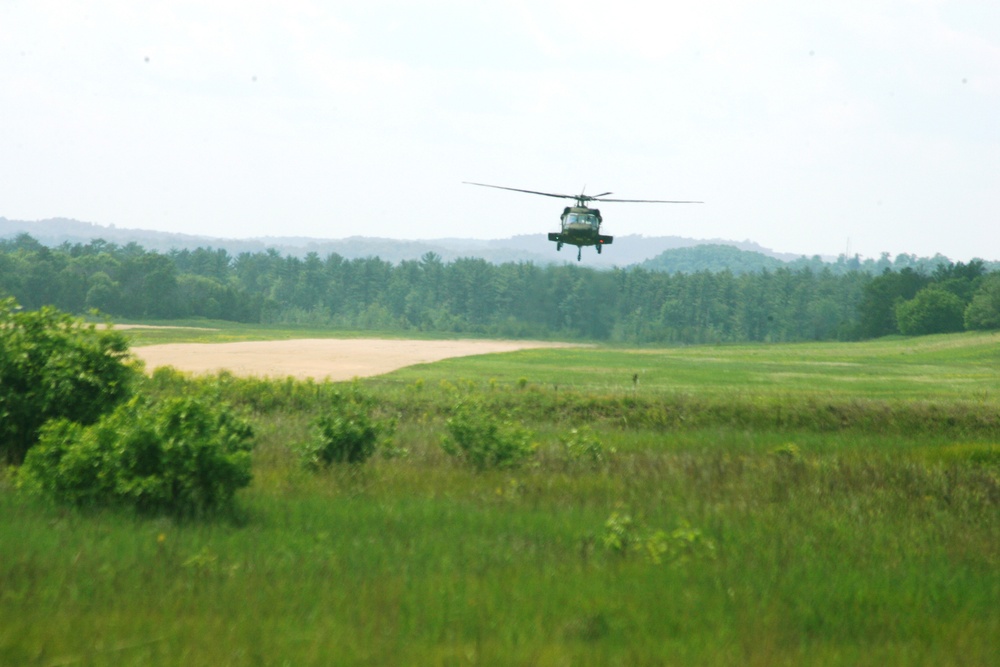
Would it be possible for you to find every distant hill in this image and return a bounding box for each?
[0,216,814,267]
[637,243,789,274]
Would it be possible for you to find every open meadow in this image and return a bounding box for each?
[2,326,998,665]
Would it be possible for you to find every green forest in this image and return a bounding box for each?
[2,233,998,342]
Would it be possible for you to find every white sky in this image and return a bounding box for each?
[2,0,998,261]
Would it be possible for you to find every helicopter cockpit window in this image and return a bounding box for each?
[566,213,599,228]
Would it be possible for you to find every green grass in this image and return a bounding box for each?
[380,330,1000,401]
[2,331,998,665]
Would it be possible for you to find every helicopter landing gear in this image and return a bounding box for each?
[556,242,563,251]
[577,247,582,261]
[596,244,602,255]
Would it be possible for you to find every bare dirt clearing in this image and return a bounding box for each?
[133,338,573,381]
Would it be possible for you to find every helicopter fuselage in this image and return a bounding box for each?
[547,206,613,253]
[462,181,699,261]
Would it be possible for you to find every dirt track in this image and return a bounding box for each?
[133,338,570,381]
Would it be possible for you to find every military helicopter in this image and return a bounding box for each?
[464,182,702,260]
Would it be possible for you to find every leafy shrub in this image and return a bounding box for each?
[441,400,535,471]
[0,299,139,463]
[560,426,614,466]
[601,507,640,555]
[300,389,394,467]
[18,396,254,516]
[602,507,715,565]
[305,407,379,467]
[643,520,717,566]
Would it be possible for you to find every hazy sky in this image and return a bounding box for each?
[3,1,998,261]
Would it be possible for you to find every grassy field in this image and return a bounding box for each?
[2,330,998,665]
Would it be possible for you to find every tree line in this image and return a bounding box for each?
[1,233,997,343]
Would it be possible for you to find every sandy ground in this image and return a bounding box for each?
[132,338,571,381]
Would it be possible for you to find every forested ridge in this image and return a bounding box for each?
[1,233,997,343]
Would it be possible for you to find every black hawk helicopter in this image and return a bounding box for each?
[464,182,702,260]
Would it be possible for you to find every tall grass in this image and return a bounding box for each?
[1,333,998,665]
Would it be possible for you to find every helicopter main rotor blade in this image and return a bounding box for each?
[594,197,703,204]
[463,182,579,200]
[464,182,703,204]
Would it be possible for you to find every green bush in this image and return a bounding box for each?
[300,389,394,467]
[441,400,535,471]
[601,507,640,555]
[18,395,254,516]
[0,299,139,463]
[602,507,716,566]
[560,426,613,466]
